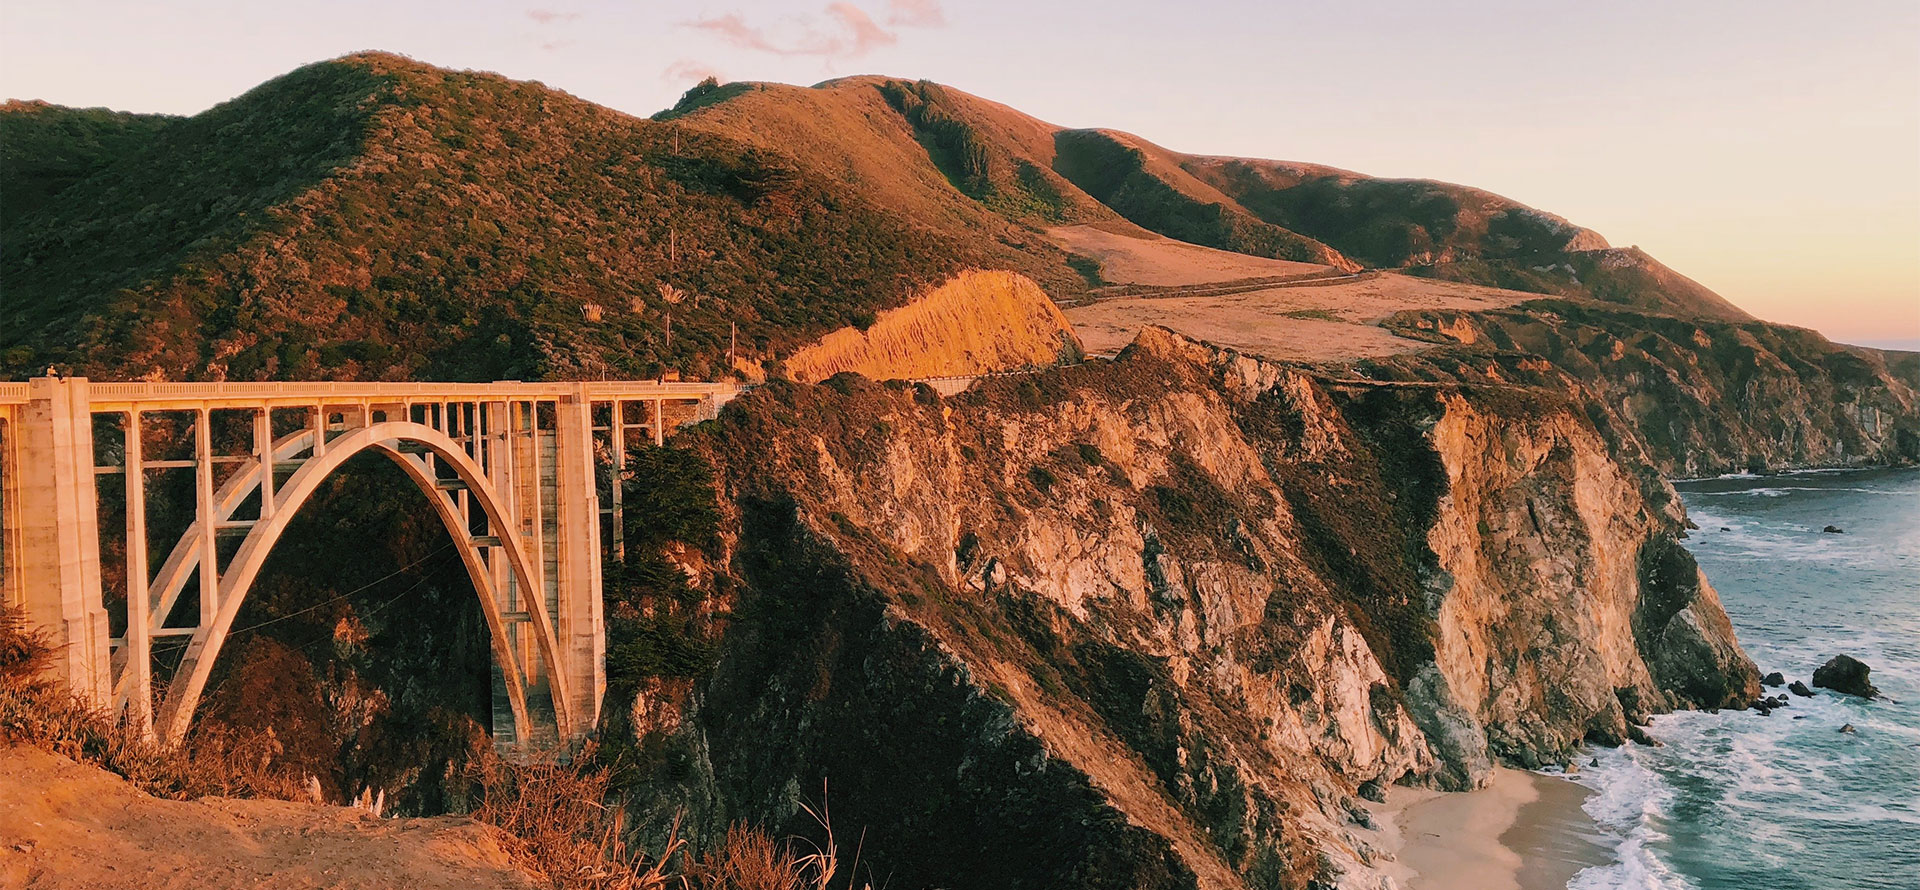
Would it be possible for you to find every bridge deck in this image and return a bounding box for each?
[0,379,740,411]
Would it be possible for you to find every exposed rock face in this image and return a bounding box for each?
[1389,302,1920,476]
[622,328,1757,889]
[1813,655,1880,699]
[784,269,1083,383]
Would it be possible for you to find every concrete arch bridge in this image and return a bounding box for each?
[0,377,740,748]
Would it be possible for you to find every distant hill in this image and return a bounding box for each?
[3,54,1755,381]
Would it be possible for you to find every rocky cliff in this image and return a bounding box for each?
[783,270,1083,383]
[612,327,1757,889]
[1388,301,1920,476]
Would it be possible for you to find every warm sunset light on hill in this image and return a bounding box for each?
[5,1,1916,347]
[2,5,1914,890]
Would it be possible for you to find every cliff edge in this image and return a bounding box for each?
[784,269,1083,382]
[613,327,1757,889]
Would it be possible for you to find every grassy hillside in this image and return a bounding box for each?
[1411,246,1753,320]
[1052,129,1355,269]
[1179,156,1604,266]
[3,55,1762,382]
[655,75,1099,295]
[0,101,177,219]
[1179,156,1751,320]
[0,55,996,381]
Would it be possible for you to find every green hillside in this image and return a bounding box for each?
[3,54,1762,383]
[0,54,990,381]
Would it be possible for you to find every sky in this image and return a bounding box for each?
[4,0,1917,348]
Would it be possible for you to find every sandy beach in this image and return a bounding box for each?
[1365,767,1610,890]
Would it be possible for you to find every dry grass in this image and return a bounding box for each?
[1,603,307,800]
[467,747,859,890]
[2,603,872,890]
[466,742,683,890]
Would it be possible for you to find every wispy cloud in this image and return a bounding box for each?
[664,59,724,84]
[885,0,943,27]
[684,1,942,62]
[527,9,579,25]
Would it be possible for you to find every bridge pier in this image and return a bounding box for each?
[1,378,111,709]
[0,377,739,750]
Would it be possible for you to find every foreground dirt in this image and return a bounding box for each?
[0,746,536,890]
[1066,270,1532,361]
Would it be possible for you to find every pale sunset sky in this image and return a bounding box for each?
[5,0,1917,348]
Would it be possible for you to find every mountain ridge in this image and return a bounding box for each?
[3,52,1772,384]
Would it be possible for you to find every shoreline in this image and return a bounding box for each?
[1367,767,1610,890]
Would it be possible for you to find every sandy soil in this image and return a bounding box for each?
[0,746,536,890]
[1363,767,1608,890]
[1065,271,1533,362]
[1048,224,1331,286]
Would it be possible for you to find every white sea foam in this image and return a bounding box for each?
[1566,745,1694,890]
[1701,486,1898,497]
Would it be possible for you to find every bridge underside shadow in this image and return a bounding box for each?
[194,449,501,804]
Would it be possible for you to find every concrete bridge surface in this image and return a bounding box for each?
[0,377,740,749]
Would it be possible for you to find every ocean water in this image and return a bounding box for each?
[1567,467,1920,890]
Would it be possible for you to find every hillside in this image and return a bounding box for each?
[0,101,177,220]
[2,56,1771,384]
[0,55,1001,381]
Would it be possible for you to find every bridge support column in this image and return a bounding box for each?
[555,391,605,737]
[3,378,110,707]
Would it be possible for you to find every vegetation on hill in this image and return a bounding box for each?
[1408,247,1753,320]
[0,101,176,219]
[1179,158,1599,267]
[1051,129,1353,268]
[2,57,1763,381]
[1387,301,1920,475]
[876,79,1077,221]
[1178,156,1752,320]
[1,54,995,382]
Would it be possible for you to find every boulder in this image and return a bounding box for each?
[1823,525,1844,534]
[1812,655,1880,699]
[1762,672,1785,687]
[1356,779,1388,804]
[1839,723,1856,734]
[1788,681,1815,697]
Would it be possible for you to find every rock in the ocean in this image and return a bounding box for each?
[1823,525,1845,534]
[1813,655,1880,699]
[1788,681,1815,697]
[1590,757,1602,768]
[1839,723,1856,734]
[1762,671,1785,687]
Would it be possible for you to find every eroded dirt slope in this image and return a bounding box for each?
[0,746,534,890]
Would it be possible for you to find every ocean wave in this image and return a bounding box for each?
[1567,746,1694,889]
[1694,486,1901,497]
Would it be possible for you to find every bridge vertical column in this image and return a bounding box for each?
[554,388,605,737]
[123,409,153,736]
[7,378,110,707]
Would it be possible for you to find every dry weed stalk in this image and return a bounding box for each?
[467,742,687,889]
[1,603,307,801]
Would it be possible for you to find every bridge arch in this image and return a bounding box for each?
[152,420,574,745]
[4,377,742,751]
